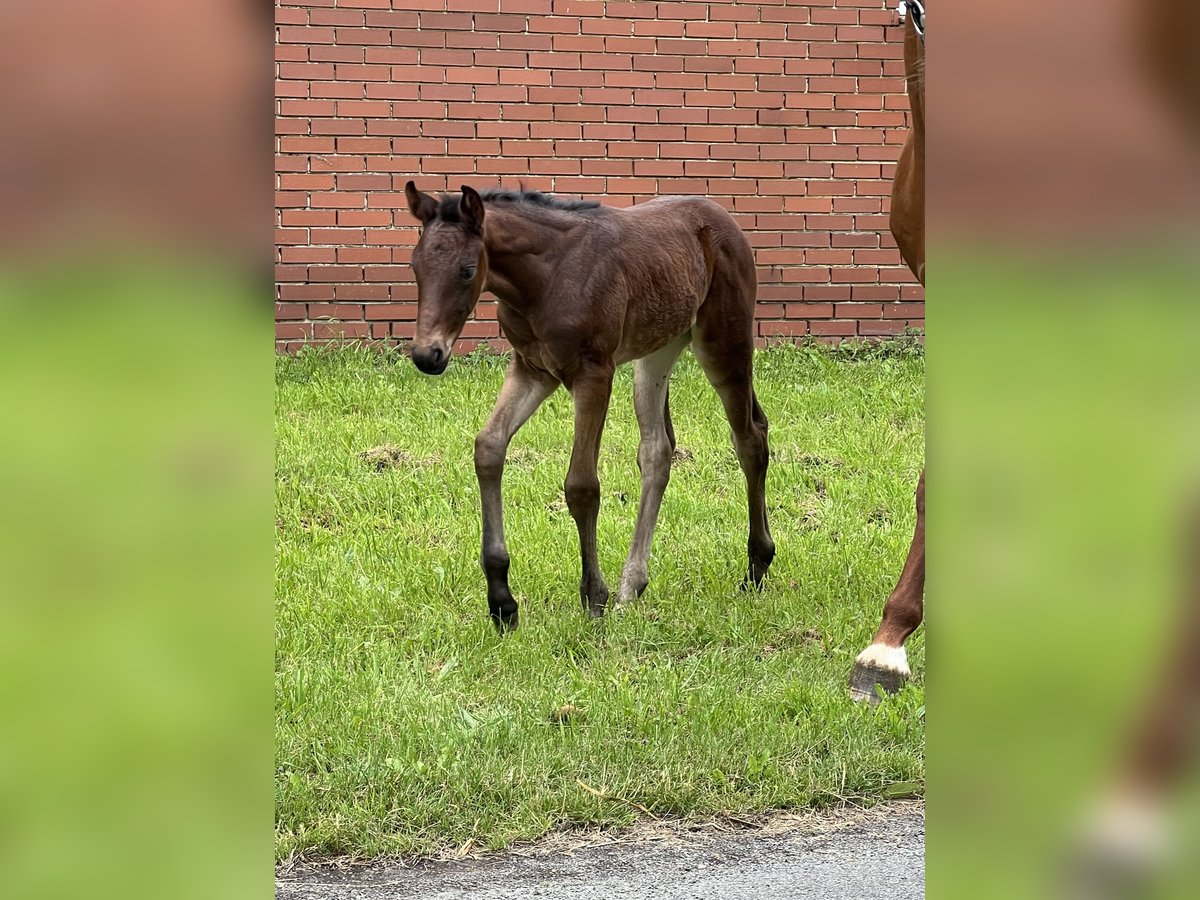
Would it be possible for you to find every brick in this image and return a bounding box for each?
[883,303,925,319]
[311,82,364,100]
[281,211,337,227]
[810,320,858,337]
[859,320,907,336]
[337,247,392,264]
[308,266,362,283]
[760,321,809,338]
[308,304,366,321]
[786,303,834,319]
[278,284,334,301]
[336,284,391,301]
[278,62,334,80]
[334,64,390,81]
[275,303,307,320]
[310,46,366,63]
[276,323,312,341]
[277,26,334,44]
[364,303,418,321]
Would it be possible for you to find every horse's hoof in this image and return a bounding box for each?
[584,592,609,619]
[739,572,766,593]
[490,608,519,633]
[615,576,647,607]
[849,643,910,704]
[1061,790,1168,900]
[1065,792,1166,900]
[742,542,775,592]
[580,580,609,619]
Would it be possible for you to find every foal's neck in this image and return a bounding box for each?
[482,206,580,308]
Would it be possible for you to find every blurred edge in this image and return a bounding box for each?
[932,1,1200,898]
[0,2,269,900]
[1,0,1198,898]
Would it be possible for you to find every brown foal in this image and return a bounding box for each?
[403,183,775,629]
[848,7,926,703]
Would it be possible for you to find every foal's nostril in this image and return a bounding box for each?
[412,344,449,375]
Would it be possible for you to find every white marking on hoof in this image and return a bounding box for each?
[854,643,911,678]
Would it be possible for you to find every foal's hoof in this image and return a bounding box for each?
[741,546,775,592]
[579,580,610,620]
[739,567,769,593]
[615,575,648,607]
[849,643,910,705]
[489,606,519,633]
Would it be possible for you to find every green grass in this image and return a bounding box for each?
[275,341,925,862]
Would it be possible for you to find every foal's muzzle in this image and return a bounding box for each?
[412,343,449,376]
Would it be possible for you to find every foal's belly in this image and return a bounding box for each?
[614,280,704,364]
[614,309,695,365]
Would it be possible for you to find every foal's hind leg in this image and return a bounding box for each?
[692,340,775,590]
[618,334,690,604]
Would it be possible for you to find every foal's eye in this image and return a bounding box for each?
[459,265,476,282]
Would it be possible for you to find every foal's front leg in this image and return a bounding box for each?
[564,368,614,618]
[475,357,558,631]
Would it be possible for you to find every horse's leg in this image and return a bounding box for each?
[1064,509,1200,891]
[850,468,925,703]
[474,355,559,631]
[564,367,614,618]
[618,334,690,604]
[692,340,775,591]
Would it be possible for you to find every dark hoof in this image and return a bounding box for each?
[489,597,519,633]
[739,565,769,592]
[741,541,774,592]
[580,582,610,619]
[739,549,777,592]
[583,592,609,619]
[849,644,910,704]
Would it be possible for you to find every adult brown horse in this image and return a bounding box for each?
[403,184,775,629]
[849,2,926,703]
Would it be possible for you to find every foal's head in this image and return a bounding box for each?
[403,182,489,375]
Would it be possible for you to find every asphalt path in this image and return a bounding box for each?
[277,803,924,899]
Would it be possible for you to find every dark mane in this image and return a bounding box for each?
[436,189,600,223]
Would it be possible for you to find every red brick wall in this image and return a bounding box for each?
[275,0,924,351]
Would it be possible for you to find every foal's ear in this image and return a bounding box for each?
[405,181,438,224]
[459,185,485,234]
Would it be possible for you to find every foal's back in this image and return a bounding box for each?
[596,197,757,362]
[614,196,753,287]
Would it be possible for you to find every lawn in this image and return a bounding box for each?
[275,341,925,862]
